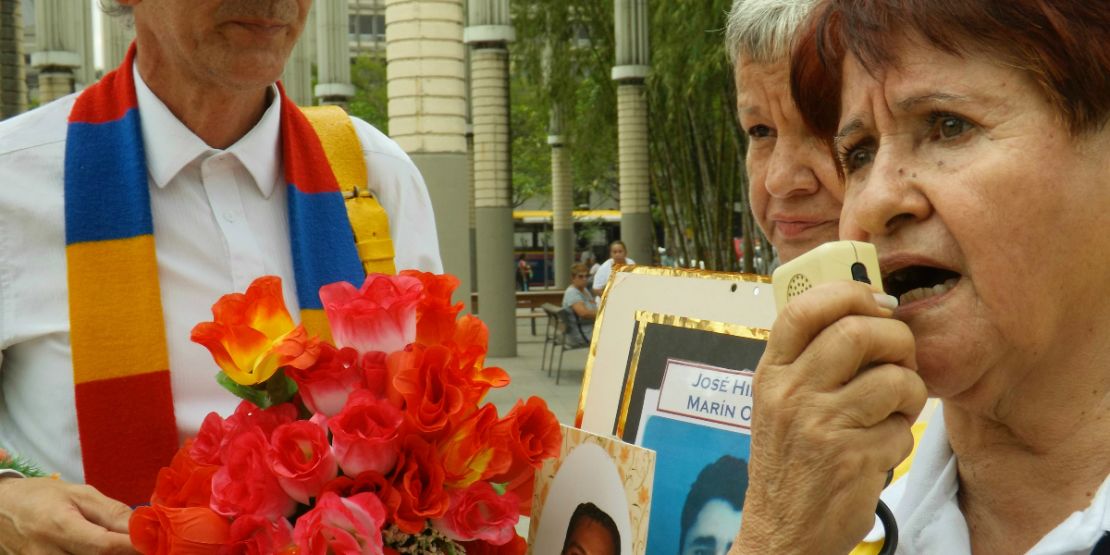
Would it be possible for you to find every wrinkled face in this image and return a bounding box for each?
[610,244,627,264]
[129,0,310,89]
[562,519,617,555]
[736,56,843,263]
[836,38,1110,403]
[680,499,741,555]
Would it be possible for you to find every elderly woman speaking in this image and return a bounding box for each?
[734,1,1110,553]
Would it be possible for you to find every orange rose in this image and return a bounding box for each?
[390,345,471,437]
[489,397,563,515]
[191,276,321,386]
[130,505,231,554]
[400,270,464,346]
[388,436,450,534]
[151,439,219,508]
[437,404,511,488]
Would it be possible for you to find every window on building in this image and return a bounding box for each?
[349,14,385,42]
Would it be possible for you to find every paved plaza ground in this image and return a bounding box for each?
[485,313,588,426]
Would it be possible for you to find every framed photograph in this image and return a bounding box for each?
[609,312,768,555]
[529,425,656,555]
[576,266,774,434]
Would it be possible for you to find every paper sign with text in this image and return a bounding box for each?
[657,359,755,430]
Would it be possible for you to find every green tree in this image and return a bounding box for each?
[647,0,771,273]
[347,53,389,133]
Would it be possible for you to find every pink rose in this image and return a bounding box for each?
[432,481,520,545]
[319,274,423,354]
[329,390,404,476]
[210,427,297,520]
[267,417,338,504]
[293,492,386,555]
[287,344,364,417]
[219,515,295,555]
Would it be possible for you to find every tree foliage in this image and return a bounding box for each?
[646,0,772,273]
[348,53,389,133]
[508,0,771,273]
[510,0,619,209]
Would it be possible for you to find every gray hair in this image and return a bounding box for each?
[99,0,133,17]
[725,0,817,65]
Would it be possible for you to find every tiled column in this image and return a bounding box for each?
[385,0,472,312]
[315,0,354,106]
[466,0,515,356]
[612,0,653,266]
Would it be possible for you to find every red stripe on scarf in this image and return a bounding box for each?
[68,47,139,124]
[74,371,178,506]
[279,84,342,195]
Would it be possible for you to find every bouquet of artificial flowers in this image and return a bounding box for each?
[128,272,562,554]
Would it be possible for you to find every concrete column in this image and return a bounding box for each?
[385,0,472,316]
[612,0,653,266]
[100,10,134,72]
[465,0,514,357]
[282,2,315,105]
[1,0,26,119]
[549,107,573,290]
[32,0,87,101]
[315,0,354,106]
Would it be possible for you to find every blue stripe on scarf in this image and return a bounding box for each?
[287,185,364,310]
[64,108,151,245]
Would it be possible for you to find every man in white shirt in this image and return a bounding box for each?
[0,0,441,551]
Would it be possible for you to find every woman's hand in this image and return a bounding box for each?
[0,477,138,554]
[733,282,927,554]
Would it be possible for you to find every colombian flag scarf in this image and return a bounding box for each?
[64,46,365,505]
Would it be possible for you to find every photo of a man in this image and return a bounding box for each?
[562,502,622,555]
[678,456,747,555]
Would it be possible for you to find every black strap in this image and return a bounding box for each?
[1092,532,1110,555]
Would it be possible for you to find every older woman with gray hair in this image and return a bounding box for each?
[728,0,841,265]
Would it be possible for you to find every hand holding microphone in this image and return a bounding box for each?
[732,242,927,555]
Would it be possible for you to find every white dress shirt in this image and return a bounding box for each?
[0,67,442,482]
[886,405,1109,554]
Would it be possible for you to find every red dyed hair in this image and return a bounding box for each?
[791,0,1110,142]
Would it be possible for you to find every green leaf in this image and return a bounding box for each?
[216,372,272,408]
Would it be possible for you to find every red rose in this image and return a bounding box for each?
[267,417,338,504]
[151,439,219,508]
[400,270,463,346]
[431,481,519,545]
[319,274,423,355]
[450,315,510,401]
[193,403,299,466]
[320,471,404,524]
[130,504,231,554]
[489,397,563,514]
[361,351,389,398]
[438,404,511,488]
[218,515,295,555]
[287,343,364,417]
[210,427,297,520]
[329,390,404,476]
[461,534,528,555]
[293,492,386,555]
[389,436,450,534]
[390,345,470,437]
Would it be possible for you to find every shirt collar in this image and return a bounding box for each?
[133,64,283,198]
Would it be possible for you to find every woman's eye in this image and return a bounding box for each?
[931,114,973,140]
[838,140,875,173]
[747,124,774,139]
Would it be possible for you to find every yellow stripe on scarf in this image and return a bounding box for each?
[67,236,169,384]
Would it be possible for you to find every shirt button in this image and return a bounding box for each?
[223,210,236,223]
